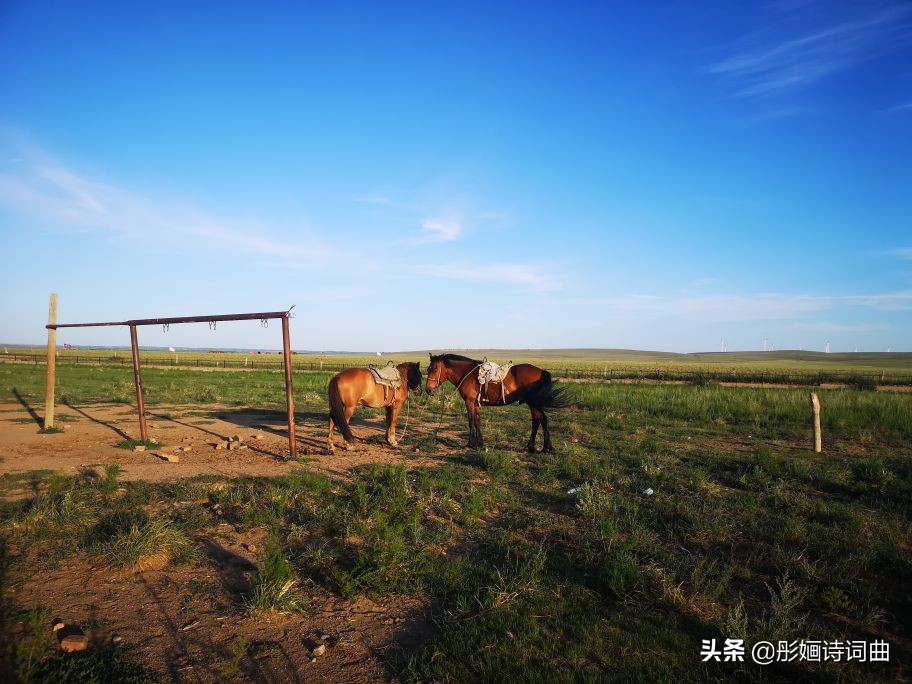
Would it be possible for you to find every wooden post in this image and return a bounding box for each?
[129,325,149,442]
[44,293,58,430]
[281,315,296,458]
[810,392,821,453]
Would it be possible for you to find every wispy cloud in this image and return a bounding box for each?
[418,218,462,243]
[708,1,912,98]
[885,247,912,261]
[0,138,342,265]
[413,262,561,293]
[884,102,912,113]
[589,290,912,321]
[358,190,508,245]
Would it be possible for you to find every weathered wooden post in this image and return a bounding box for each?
[44,293,58,430]
[129,324,149,442]
[282,314,296,458]
[810,392,821,453]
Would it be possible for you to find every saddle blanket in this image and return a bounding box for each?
[369,362,401,389]
[478,360,513,386]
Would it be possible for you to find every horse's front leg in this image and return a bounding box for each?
[464,400,482,448]
[386,403,402,447]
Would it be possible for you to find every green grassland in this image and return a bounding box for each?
[4,345,912,378]
[1,361,910,681]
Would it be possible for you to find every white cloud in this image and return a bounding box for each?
[885,247,912,261]
[413,261,562,293]
[0,139,342,266]
[708,2,912,98]
[589,290,912,321]
[418,218,462,243]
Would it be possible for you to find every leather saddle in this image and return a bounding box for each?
[477,358,513,405]
[369,361,402,403]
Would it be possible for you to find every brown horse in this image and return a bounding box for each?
[425,353,568,452]
[327,362,422,453]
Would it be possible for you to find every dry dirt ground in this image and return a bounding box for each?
[0,399,453,682]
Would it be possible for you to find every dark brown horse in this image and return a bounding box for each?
[328,362,422,453]
[425,353,568,452]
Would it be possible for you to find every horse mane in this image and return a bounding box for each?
[437,353,482,365]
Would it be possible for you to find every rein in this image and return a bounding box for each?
[430,360,480,394]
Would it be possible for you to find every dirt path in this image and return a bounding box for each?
[0,400,451,486]
[0,399,451,682]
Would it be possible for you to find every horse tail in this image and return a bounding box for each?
[328,377,354,443]
[524,371,574,410]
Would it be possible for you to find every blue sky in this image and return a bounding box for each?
[1,1,910,352]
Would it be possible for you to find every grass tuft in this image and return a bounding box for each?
[245,540,306,614]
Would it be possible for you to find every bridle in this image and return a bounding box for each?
[428,358,479,393]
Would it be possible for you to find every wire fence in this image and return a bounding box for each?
[3,352,911,387]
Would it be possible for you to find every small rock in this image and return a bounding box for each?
[238,445,248,450]
[179,446,193,452]
[320,633,330,641]
[133,445,146,452]
[162,453,180,463]
[643,488,654,497]
[214,442,226,450]
[312,644,326,657]
[150,438,159,444]
[51,619,65,632]
[245,544,257,553]
[251,434,264,440]
[228,442,237,451]
[60,634,89,652]
[111,634,123,644]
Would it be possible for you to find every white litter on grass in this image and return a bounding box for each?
[567,488,579,495]
[643,488,654,497]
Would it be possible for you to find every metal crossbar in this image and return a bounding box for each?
[44,308,298,457]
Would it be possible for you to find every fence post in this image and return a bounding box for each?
[44,293,58,430]
[810,392,821,453]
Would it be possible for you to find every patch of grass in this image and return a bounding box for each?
[245,540,306,614]
[97,517,198,570]
[116,438,161,450]
[11,605,155,683]
[13,606,55,683]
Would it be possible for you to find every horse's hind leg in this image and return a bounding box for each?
[328,415,336,453]
[527,406,543,452]
[540,409,554,453]
[342,405,356,449]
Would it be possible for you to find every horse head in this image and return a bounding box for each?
[403,361,423,395]
[426,353,445,396]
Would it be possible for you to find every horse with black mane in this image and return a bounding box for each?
[327,362,422,453]
[425,353,568,452]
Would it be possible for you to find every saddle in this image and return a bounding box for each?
[477,358,513,405]
[369,361,401,404]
